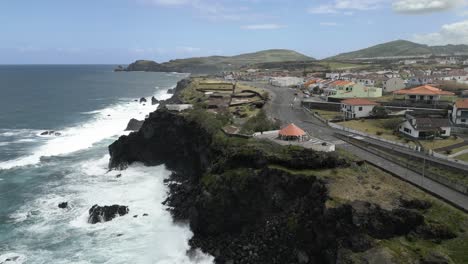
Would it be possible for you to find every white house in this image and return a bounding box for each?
[399,115,451,139]
[166,104,193,112]
[451,99,468,126]
[269,77,304,87]
[341,98,379,119]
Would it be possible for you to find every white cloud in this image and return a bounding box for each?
[309,0,387,14]
[319,22,339,26]
[412,20,468,45]
[241,23,286,30]
[393,0,466,14]
[175,46,201,53]
[150,0,189,6]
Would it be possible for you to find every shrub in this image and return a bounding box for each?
[240,110,280,134]
[376,131,383,136]
[380,118,402,131]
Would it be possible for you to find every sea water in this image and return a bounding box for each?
[0,65,213,264]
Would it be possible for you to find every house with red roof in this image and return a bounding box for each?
[393,85,455,105]
[451,99,468,126]
[341,98,379,119]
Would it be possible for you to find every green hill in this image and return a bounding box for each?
[120,49,314,73]
[329,40,468,60]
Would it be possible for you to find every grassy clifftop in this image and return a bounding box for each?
[121,49,314,73]
[329,40,468,60]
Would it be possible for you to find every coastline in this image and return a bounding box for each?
[108,76,467,264]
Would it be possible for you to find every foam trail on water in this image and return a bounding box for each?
[0,86,175,170]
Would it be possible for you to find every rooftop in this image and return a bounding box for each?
[394,85,455,96]
[341,98,379,106]
[455,99,468,109]
[278,123,306,137]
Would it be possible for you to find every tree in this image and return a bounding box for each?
[371,106,389,118]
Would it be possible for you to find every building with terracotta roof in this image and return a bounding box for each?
[341,98,379,119]
[393,85,455,105]
[278,123,308,141]
[451,99,468,126]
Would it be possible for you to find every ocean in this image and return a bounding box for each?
[0,65,213,264]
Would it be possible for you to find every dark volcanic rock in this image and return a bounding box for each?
[40,130,61,136]
[420,252,451,264]
[107,107,430,264]
[167,88,175,94]
[139,97,147,103]
[151,96,159,105]
[88,204,129,224]
[58,202,68,209]
[125,118,144,131]
[400,198,432,210]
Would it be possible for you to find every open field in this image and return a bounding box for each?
[313,109,342,120]
[337,118,414,145]
[455,153,468,162]
[420,137,464,151]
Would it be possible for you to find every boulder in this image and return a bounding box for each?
[420,252,451,264]
[124,119,144,131]
[399,198,432,210]
[88,204,129,224]
[139,97,147,103]
[58,202,68,209]
[151,96,159,105]
[167,88,175,94]
[40,130,61,136]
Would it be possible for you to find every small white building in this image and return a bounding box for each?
[399,115,451,139]
[341,98,379,119]
[166,104,193,112]
[269,77,304,87]
[451,99,468,126]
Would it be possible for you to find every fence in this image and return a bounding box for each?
[327,121,421,151]
[431,151,468,167]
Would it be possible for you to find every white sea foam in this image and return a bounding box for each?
[9,155,213,264]
[0,87,173,170]
[0,253,27,264]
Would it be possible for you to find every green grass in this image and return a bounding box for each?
[455,153,468,162]
[337,118,414,145]
[419,137,464,150]
[313,109,342,120]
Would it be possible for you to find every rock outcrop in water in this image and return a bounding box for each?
[151,96,159,105]
[40,131,61,136]
[108,107,454,263]
[88,204,129,224]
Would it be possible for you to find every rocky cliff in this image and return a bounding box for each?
[108,108,456,263]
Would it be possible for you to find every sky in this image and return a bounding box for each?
[1,0,468,64]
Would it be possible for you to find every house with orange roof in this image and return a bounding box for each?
[322,81,382,101]
[341,98,379,119]
[451,99,468,126]
[278,123,308,142]
[393,85,455,105]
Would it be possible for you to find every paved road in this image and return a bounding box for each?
[247,81,468,212]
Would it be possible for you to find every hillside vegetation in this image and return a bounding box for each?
[330,40,468,60]
[122,49,314,73]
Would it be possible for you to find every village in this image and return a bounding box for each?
[220,59,468,164]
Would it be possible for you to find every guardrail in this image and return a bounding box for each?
[432,151,468,167]
[327,119,421,151]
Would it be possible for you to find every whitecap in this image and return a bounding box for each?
[0,253,27,264]
[0,98,159,170]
